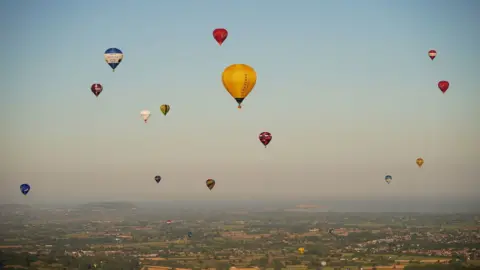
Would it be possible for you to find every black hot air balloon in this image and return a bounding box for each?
[154,175,161,183]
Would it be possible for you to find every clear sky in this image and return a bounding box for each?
[0,0,479,205]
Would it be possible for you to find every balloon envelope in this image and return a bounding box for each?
[104,48,123,72]
[206,179,215,190]
[155,175,161,183]
[416,158,424,168]
[20,184,30,195]
[91,83,103,97]
[160,104,170,116]
[428,49,437,60]
[259,132,272,147]
[222,64,257,109]
[141,110,151,123]
[438,81,449,93]
[385,175,392,184]
[213,28,228,45]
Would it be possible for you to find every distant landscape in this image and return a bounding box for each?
[0,201,479,269]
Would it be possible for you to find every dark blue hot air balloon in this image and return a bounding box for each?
[20,184,30,195]
[188,232,193,238]
[104,48,123,72]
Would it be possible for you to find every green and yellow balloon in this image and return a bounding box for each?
[160,104,170,116]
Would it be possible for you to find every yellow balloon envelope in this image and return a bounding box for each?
[222,64,257,109]
[298,248,304,254]
[416,157,424,168]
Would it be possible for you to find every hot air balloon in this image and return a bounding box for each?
[222,64,257,109]
[438,81,449,94]
[206,179,215,190]
[188,232,193,238]
[20,184,30,195]
[104,48,123,72]
[91,83,103,97]
[328,228,335,236]
[259,132,272,148]
[298,248,305,254]
[140,110,151,123]
[166,220,172,224]
[160,104,170,116]
[155,175,161,183]
[385,175,392,184]
[416,158,424,168]
[428,50,437,60]
[213,28,228,45]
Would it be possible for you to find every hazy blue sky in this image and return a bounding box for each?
[1,0,479,205]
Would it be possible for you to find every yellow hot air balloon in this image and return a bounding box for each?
[416,157,424,168]
[221,64,257,109]
[298,247,304,254]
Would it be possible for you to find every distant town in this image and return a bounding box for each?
[0,202,479,270]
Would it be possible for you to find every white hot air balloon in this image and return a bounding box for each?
[140,110,151,123]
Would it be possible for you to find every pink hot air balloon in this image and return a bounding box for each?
[259,132,272,148]
[213,28,228,45]
[428,49,437,60]
[438,81,449,94]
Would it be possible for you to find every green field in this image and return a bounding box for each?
[344,223,387,228]
[221,225,245,230]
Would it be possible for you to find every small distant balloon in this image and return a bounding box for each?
[298,247,305,254]
[213,28,228,45]
[104,48,123,72]
[385,175,392,184]
[166,220,172,224]
[259,132,272,148]
[140,110,151,123]
[428,49,437,60]
[91,83,103,97]
[20,184,30,195]
[416,157,424,168]
[206,179,215,190]
[155,175,161,183]
[188,232,193,238]
[160,104,170,116]
[321,261,327,266]
[438,81,449,94]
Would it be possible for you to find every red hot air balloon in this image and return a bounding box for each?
[259,132,272,148]
[213,28,228,45]
[428,50,437,60]
[91,83,103,97]
[438,81,449,94]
